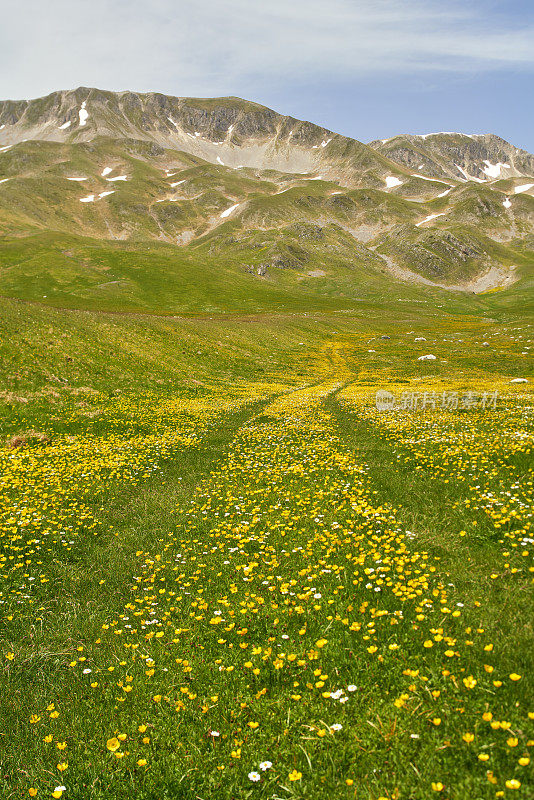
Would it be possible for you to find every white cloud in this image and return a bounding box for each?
[0,0,533,99]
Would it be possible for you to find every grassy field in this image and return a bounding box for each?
[0,290,532,799]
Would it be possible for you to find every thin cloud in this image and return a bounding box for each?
[0,0,533,99]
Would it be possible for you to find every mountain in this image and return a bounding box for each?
[368,132,534,183]
[0,87,533,313]
[0,87,392,183]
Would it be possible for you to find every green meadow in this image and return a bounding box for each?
[0,277,532,800]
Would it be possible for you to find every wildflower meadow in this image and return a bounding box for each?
[1,302,532,799]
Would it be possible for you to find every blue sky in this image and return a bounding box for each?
[2,0,533,150]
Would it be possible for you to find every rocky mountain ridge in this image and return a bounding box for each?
[369,132,534,183]
[0,87,366,179]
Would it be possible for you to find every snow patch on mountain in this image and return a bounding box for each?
[78,101,88,127]
[455,164,484,183]
[482,160,510,178]
[416,212,446,227]
[59,121,71,130]
[514,183,534,194]
[411,174,450,185]
[220,203,239,218]
[385,176,402,188]
[416,132,473,140]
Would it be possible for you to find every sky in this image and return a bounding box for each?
[1,0,533,150]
